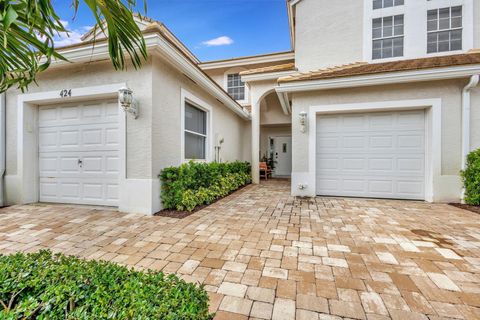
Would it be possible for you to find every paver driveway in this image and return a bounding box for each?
[1,180,479,319]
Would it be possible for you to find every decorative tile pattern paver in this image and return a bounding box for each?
[0,180,479,319]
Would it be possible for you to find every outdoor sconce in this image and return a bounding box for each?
[299,111,308,133]
[119,86,139,119]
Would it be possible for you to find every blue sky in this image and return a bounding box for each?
[52,0,292,62]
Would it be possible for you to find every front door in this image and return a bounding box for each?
[273,136,292,176]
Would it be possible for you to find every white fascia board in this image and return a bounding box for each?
[276,65,480,93]
[47,34,161,66]
[276,91,291,115]
[151,36,251,120]
[241,70,297,83]
[199,52,295,70]
[45,35,250,120]
[289,0,303,5]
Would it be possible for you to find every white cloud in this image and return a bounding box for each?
[202,36,234,47]
[53,24,93,47]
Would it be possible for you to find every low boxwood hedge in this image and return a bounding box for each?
[160,161,251,211]
[0,250,213,320]
[462,148,480,205]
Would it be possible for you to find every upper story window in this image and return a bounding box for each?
[373,0,404,10]
[372,15,404,60]
[427,6,462,53]
[227,73,245,101]
[184,102,207,160]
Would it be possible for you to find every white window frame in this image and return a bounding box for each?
[363,0,474,62]
[373,0,404,10]
[427,6,463,54]
[372,14,405,60]
[180,88,213,163]
[223,67,249,105]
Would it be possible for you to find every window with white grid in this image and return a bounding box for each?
[427,6,462,53]
[227,73,245,101]
[372,15,404,60]
[373,0,404,10]
[184,102,207,160]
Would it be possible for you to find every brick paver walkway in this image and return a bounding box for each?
[1,180,479,319]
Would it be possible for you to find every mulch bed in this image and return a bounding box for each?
[154,184,250,219]
[449,203,480,215]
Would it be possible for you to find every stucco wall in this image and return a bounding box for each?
[290,79,477,202]
[295,0,364,72]
[260,94,292,126]
[151,55,250,179]
[475,0,480,48]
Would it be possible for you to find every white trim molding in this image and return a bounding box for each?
[199,52,295,70]
[277,65,480,94]
[180,88,214,163]
[293,99,444,202]
[241,70,297,83]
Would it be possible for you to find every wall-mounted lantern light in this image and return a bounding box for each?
[299,111,308,133]
[119,86,139,119]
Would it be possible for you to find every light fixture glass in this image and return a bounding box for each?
[118,86,138,119]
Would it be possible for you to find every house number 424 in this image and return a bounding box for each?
[60,89,72,98]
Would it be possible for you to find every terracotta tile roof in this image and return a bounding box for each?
[278,51,480,83]
[239,63,297,76]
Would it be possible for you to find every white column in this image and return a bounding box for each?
[251,101,260,184]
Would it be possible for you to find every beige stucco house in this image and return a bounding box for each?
[1,0,479,214]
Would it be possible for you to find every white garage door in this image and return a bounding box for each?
[316,110,425,200]
[39,100,120,206]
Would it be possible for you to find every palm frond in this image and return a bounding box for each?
[0,0,147,92]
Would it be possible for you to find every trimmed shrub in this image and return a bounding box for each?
[0,250,213,320]
[461,148,480,205]
[160,161,251,211]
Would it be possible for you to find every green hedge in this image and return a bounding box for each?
[160,161,251,211]
[0,251,212,320]
[462,148,480,205]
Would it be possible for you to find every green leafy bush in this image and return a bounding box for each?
[160,161,251,211]
[0,250,213,320]
[461,148,480,205]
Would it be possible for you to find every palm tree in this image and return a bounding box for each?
[0,0,147,92]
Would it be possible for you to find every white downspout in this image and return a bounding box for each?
[0,92,5,207]
[462,75,479,170]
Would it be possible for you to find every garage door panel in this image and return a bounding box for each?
[369,114,394,128]
[316,110,425,200]
[60,157,81,173]
[397,158,424,172]
[369,158,394,171]
[39,125,119,152]
[342,158,366,171]
[342,136,366,148]
[397,134,424,149]
[369,180,393,193]
[39,100,119,206]
[342,115,366,129]
[369,135,394,148]
[82,128,103,146]
[397,111,425,126]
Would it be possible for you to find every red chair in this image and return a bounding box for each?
[259,162,272,180]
